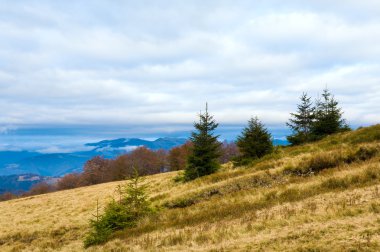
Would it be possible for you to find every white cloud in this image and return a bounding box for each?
[36,145,93,154]
[0,1,379,129]
[0,125,17,134]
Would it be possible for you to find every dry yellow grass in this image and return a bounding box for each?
[1,125,380,251]
[0,173,177,252]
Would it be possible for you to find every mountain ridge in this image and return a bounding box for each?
[0,137,189,193]
[0,137,188,177]
[0,137,287,193]
[0,174,58,194]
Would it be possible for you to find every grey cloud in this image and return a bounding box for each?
[0,1,379,129]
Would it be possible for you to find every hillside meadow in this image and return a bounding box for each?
[1,125,380,251]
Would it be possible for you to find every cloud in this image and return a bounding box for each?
[0,144,22,152]
[0,0,379,130]
[0,125,17,134]
[35,145,94,154]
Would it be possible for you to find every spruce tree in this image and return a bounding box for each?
[84,170,152,247]
[236,117,273,164]
[184,103,221,181]
[311,89,350,139]
[286,92,315,145]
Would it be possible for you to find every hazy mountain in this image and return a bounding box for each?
[0,137,188,177]
[17,153,92,177]
[0,137,287,179]
[86,137,188,151]
[0,174,58,194]
[0,151,40,168]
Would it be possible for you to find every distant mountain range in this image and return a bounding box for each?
[86,137,187,150]
[0,137,188,177]
[0,174,58,195]
[0,137,288,194]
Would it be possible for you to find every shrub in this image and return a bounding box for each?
[164,197,196,209]
[284,145,379,176]
[321,177,349,190]
[278,187,302,202]
[28,182,56,196]
[307,152,340,173]
[353,146,378,161]
[173,172,186,183]
[364,168,378,180]
[232,157,255,167]
[84,171,153,248]
[0,192,17,201]
[282,152,340,176]
[84,201,113,247]
[57,173,82,190]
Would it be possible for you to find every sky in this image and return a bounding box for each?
[0,0,380,150]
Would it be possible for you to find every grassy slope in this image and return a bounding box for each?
[1,125,380,252]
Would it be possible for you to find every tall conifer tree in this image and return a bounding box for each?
[286,92,315,145]
[311,89,350,139]
[236,117,273,164]
[184,104,221,181]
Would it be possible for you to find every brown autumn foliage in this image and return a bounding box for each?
[111,147,166,179]
[81,156,112,185]
[0,192,17,201]
[219,141,240,164]
[2,142,239,201]
[28,182,56,196]
[168,141,193,171]
[57,173,82,190]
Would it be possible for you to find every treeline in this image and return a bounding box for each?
[0,88,348,200]
[287,89,350,145]
[180,89,349,181]
[0,141,239,201]
[55,142,238,190]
